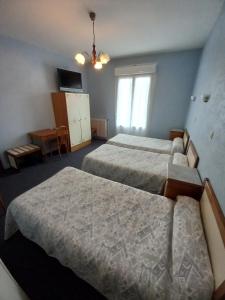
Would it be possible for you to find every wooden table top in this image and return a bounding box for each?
[29,128,68,142]
[29,129,56,138]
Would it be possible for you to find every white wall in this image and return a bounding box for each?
[0,36,87,167]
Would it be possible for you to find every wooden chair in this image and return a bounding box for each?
[48,126,69,158]
[56,126,70,155]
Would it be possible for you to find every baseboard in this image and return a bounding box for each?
[70,140,91,152]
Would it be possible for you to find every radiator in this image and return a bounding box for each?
[91,118,108,139]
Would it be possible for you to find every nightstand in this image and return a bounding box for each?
[169,129,184,140]
[164,163,203,200]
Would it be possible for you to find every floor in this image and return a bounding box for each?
[0,140,105,244]
[0,232,106,300]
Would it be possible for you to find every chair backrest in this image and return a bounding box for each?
[55,126,69,150]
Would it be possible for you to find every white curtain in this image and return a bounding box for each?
[116,75,151,135]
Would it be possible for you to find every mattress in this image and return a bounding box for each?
[107,134,174,154]
[82,144,171,194]
[5,167,213,300]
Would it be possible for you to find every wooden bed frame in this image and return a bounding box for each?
[186,140,199,168]
[200,179,225,300]
[183,128,190,151]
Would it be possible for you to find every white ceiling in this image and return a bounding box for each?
[0,0,224,58]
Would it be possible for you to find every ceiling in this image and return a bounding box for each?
[0,0,224,58]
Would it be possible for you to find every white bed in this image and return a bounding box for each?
[107,129,189,155]
[82,141,198,194]
[82,144,170,194]
[5,167,216,300]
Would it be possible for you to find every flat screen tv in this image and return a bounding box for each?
[57,68,82,92]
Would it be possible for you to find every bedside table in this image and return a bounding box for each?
[164,163,203,200]
[169,129,184,140]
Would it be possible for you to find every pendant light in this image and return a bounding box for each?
[75,12,110,70]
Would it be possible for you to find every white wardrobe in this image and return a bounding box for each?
[51,92,91,151]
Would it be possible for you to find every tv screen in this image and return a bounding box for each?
[57,68,82,92]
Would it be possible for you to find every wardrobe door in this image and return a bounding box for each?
[66,93,82,147]
[79,94,91,142]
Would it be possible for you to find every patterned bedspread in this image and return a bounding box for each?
[107,134,173,154]
[82,144,171,194]
[5,167,213,300]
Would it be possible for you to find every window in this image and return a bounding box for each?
[116,75,151,133]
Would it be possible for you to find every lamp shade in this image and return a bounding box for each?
[75,53,85,65]
[99,53,110,64]
[94,61,103,70]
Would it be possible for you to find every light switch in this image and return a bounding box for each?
[201,94,211,102]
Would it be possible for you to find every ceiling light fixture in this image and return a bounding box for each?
[75,11,110,70]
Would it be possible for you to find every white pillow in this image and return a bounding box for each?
[172,153,188,167]
[171,137,184,154]
[171,196,214,300]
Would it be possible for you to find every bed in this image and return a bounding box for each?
[82,140,198,194]
[107,129,190,155]
[4,167,225,300]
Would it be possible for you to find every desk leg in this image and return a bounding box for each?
[41,142,48,162]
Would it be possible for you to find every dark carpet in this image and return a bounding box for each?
[0,140,106,300]
[0,232,106,300]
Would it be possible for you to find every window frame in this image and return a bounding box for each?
[115,73,155,133]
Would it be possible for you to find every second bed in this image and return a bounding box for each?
[82,141,198,194]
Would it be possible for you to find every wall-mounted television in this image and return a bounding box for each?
[57,68,82,92]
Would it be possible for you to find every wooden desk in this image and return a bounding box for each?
[30,129,57,141]
[29,128,70,156]
[29,129,67,155]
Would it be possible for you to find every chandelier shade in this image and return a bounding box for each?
[99,53,110,64]
[75,12,110,70]
[75,53,85,65]
[94,61,103,70]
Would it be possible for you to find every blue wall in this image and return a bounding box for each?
[87,49,201,138]
[186,5,225,213]
[0,36,87,167]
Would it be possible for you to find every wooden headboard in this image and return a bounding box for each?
[183,129,190,151]
[200,179,225,300]
[187,140,199,168]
